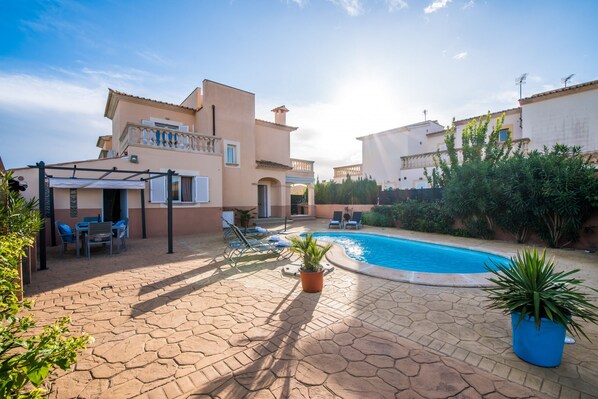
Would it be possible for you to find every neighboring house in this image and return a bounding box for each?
[334,79,598,189]
[12,80,315,239]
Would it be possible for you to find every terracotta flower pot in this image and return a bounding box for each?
[300,269,324,293]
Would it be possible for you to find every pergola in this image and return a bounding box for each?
[30,161,178,271]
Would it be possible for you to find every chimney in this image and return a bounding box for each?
[271,105,289,125]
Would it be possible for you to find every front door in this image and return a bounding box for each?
[257,184,268,218]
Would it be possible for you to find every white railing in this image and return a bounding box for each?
[333,164,362,179]
[119,123,221,155]
[291,158,314,173]
[401,139,530,170]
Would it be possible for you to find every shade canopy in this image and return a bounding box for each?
[49,178,145,190]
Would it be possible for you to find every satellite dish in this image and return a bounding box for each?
[561,74,575,87]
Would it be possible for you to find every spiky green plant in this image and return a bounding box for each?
[289,233,333,272]
[484,248,598,340]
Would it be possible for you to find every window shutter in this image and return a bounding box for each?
[194,176,209,203]
[149,175,166,203]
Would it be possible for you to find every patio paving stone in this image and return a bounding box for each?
[25,220,597,398]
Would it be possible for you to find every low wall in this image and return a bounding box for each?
[314,204,374,219]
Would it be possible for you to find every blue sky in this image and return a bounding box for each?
[1,0,597,179]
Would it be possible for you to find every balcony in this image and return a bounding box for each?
[291,158,314,174]
[119,123,221,155]
[333,164,363,179]
[401,138,530,170]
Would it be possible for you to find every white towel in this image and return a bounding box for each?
[276,240,292,247]
[256,226,267,233]
[268,236,281,242]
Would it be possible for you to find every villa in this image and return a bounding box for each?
[333,79,598,189]
[12,80,316,239]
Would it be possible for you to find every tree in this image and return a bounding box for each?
[424,113,514,188]
[0,171,91,398]
[525,145,598,247]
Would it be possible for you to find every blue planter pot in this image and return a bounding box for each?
[511,312,566,367]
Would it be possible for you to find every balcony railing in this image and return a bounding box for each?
[401,138,530,170]
[119,123,221,155]
[291,158,314,174]
[333,164,362,179]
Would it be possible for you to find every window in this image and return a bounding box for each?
[223,140,240,167]
[149,175,209,203]
[498,128,509,142]
[438,144,448,151]
[226,144,237,165]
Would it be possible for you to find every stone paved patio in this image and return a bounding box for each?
[26,220,598,398]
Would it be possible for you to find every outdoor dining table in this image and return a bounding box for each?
[75,222,124,257]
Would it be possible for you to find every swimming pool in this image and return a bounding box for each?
[311,232,507,274]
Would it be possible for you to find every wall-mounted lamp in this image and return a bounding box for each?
[403,177,407,180]
[130,155,139,163]
[419,177,423,180]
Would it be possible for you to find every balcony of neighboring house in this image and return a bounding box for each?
[400,138,531,170]
[289,158,315,177]
[333,164,363,182]
[119,122,221,156]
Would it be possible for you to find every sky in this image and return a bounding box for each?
[1,0,597,179]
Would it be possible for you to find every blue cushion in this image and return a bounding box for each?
[276,240,292,247]
[114,220,125,227]
[58,224,75,242]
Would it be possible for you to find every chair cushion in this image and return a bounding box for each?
[268,236,281,242]
[89,233,112,242]
[114,220,125,227]
[255,226,267,233]
[276,240,292,247]
[58,224,75,242]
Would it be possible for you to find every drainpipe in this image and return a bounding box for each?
[212,105,216,136]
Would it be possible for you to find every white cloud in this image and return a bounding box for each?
[329,0,364,16]
[461,0,474,10]
[386,0,408,12]
[0,73,110,168]
[288,0,309,7]
[452,52,468,60]
[424,0,452,13]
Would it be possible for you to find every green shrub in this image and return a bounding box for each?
[315,177,378,204]
[393,201,453,234]
[0,172,91,398]
[362,206,395,227]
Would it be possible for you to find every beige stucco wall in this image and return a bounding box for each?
[255,122,291,166]
[197,80,258,209]
[522,89,598,153]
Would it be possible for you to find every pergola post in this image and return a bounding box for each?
[37,161,47,270]
[167,169,174,254]
[49,187,56,246]
[140,188,147,239]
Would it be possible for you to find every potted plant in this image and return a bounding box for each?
[234,208,256,229]
[289,233,333,293]
[484,248,598,367]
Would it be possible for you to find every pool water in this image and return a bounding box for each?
[311,232,507,274]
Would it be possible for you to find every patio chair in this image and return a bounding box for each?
[345,211,362,230]
[328,211,343,229]
[86,222,113,258]
[223,221,284,265]
[113,218,128,253]
[55,221,76,254]
[83,216,100,222]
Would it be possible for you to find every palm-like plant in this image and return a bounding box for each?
[484,248,598,340]
[289,233,333,272]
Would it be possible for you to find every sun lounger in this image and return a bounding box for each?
[329,211,343,229]
[345,211,362,230]
[223,221,285,265]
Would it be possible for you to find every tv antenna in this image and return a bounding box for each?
[515,73,528,99]
[423,109,428,121]
[561,74,575,87]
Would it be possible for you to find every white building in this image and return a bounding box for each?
[334,79,598,189]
